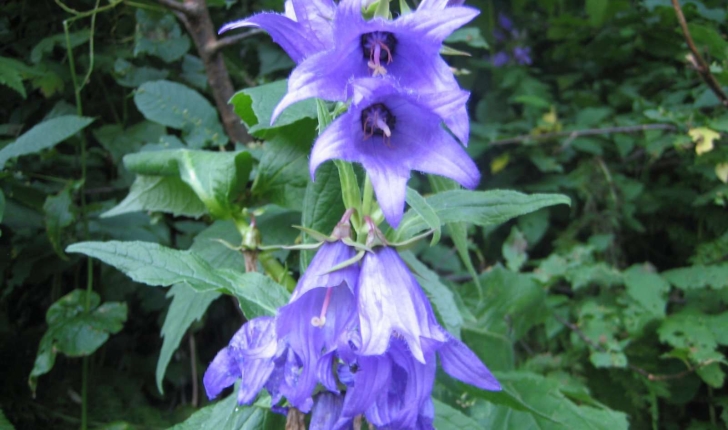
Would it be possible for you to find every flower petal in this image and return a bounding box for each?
[439,338,501,391]
[336,355,392,427]
[203,347,239,400]
[292,241,360,300]
[220,13,320,64]
[311,393,346,430]
[408,127,480,189]
[367,165,409,228]
[291,0,336,48]
[397,7,479,45]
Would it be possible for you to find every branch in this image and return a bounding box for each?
[156,0,191,14]
[206,29,265,56]
[554,314,719,382]
[671,0,728,108]
[487,124,678,146]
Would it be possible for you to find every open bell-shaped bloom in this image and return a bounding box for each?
[272,0,478,144]
[310,78,480,227]
[219,0,336,64]
[275,240,360,410]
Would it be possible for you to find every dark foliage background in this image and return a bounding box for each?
[0,0,727,429]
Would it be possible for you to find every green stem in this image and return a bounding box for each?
[259,252,297,292]
[361,174,374,218]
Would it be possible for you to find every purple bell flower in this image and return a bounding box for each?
[219,0,336,64]
[497,12,514,32]
[311,393,349,430]
[203,316,298,405]
[310,78,480,227]
[491,51,510,67]
[271,0,478,145]
[275,241,359,409]
[513,46,533,65]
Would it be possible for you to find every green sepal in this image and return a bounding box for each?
[293,225,335,242]
[323,249,366,274]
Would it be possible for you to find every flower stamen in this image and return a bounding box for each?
[360,31,397,77]
[360,103,396,146]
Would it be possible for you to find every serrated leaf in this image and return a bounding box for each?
[134,80,227,148]
[113,58,169,88]
[251,120,316,210]
[301,161,345,270]
[405,188,441,246]
[169,391,284,430]
[662,265,728,290]
[229,80,317,138]
[400,251,463,339]
[93,121,167,163]
[0,56,28,98]
[393,190,570,242]
[66,241,289,318]
[623,264,668,318]
[433,400,481,430]
[470,371,629,430]
[43,187,75,259]
[0,115,94,170]
[29,290,127,394]
[122,149,252,219]
[134,9,191,63]
[103,175,206,218]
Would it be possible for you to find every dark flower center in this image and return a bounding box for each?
[361,103,396,140]
[360,31,397,76]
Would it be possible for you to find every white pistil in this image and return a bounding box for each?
[311,287,334,328]
[375,117,391,137]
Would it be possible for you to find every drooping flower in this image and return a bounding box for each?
[275,240,359,409]
[203,316,301,406]
[513,46,533,65]
[310,78,480,227]
[310,392,347,430]
[271,0,478,144]
[219,0,336,64]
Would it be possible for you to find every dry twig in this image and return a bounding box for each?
[487,124,678,147]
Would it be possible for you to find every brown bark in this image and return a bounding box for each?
[158,0,252,144]
[285,408,306,430]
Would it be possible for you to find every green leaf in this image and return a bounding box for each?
[113,58,169,88]
[586,0,608,26]
[134,9,191,63]
[405,188,441,246]
[393,190,571,242]
[103,175,207,218]
[93,121,167,163]
[170,391,284,430]
[251,120,316,210]
[0,189,5,233]
[335,160,363,219]
[662,265,728,290]
[157,283,219,393]
[122,149,253,219]
[65,241,289,318]
[43,186,76,259]
[433,399,481,430]
[229,80,317,138]
[0,408,16,430]
[0,115,94,170]
[445,27,489,49]
[502,226,528,272]
[470,372,629,430]
[29,290,127,394]
[134,80,227,148]
[301,161,345,270]
[623,264,669,318]
[0,56,28,98]
[400,251,463,339]
[428,176,480,291]
[30,30,89,64]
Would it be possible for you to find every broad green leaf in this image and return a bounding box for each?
[93,121,167,163]
[30,30,89,64]
[0,189,5,229]
[156,283,219,393]
[433,399,481,430]
[170,391,284,430]
[470,372,629,430]
[29,290,127,394]
[66,241,289,317]
[335,160,363,219]
[428,176,480,291]
[229,80,317,138]
[113,58,169,88]
[623,264,669,318]
[662,265,728,290]
[405,188,441,246]
[134,80,227,148]
[251,120,316,210]
[400,251,462,339]
[393,190,571,242]
[134,9,191,63]
[301,162,345,270]
[0,115,94,170]
[102,175,207,218]
[123,149,253,219]
[43,186,75,259]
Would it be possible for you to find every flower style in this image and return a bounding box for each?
[219,0,336,64]
[271,0,478,144]
[310,78,480,227]
[275,240,359,410]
